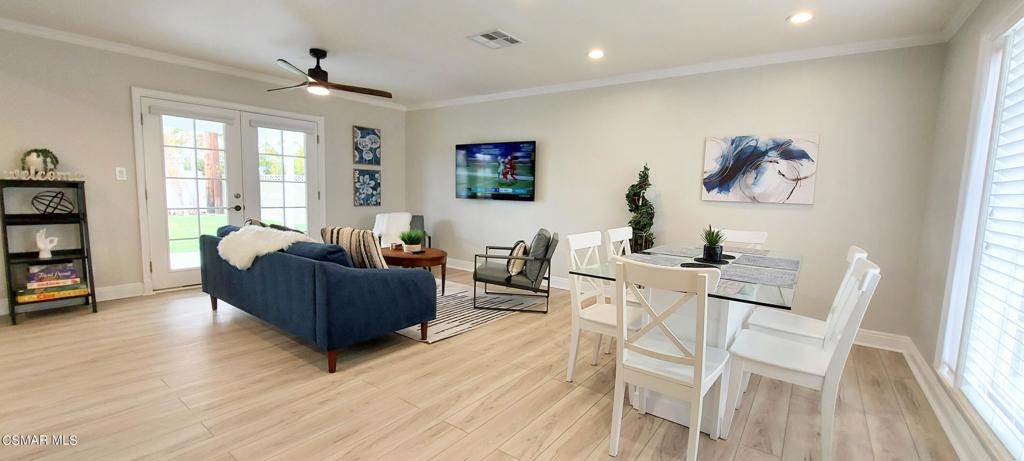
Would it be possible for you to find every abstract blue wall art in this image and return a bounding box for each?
[702,135,818,204]
[353,169,381,206]
[353,126,382,165]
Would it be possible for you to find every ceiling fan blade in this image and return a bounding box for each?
[266,82,308,92]
[276,59,313,80]
[324,82,393,98]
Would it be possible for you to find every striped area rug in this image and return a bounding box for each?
[397,280,544,343]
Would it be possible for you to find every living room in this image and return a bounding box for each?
[0,0,1021,460]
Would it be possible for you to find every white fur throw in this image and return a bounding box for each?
[217,225,312,270]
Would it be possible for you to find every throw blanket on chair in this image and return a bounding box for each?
[321,226,389,269]
[218,225,313,270]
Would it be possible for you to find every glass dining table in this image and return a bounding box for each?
[568,245,800,310]
[567,244,803,436]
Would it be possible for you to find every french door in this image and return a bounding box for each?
[141,97,320,290]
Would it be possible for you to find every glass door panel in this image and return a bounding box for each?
[162,117,229,269]
[243,115,319,234]
[142,98,243,289]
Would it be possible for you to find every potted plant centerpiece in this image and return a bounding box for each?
[701,226,725,262]
[399,230,425,253]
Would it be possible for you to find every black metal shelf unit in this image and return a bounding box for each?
[0,180,97,324]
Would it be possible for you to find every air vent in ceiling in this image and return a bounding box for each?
[468,29,522,49]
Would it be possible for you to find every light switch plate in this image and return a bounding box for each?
[115,167,128,180]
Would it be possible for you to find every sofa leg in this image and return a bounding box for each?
[420,321,429,341]
[327,350,338,373]
[210,295,217,311]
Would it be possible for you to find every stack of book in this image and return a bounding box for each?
[16,263,89,303]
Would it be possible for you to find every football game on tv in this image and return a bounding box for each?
[455,141,536,201]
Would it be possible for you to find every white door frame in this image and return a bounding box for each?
[131,87,327,294]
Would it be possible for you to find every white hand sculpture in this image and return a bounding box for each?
[36,229,59,259]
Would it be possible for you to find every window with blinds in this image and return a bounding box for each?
[961,23,1024,459]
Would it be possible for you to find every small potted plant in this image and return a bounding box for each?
[701,226,725,262]
[399,230,425,253]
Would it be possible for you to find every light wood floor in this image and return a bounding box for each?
[0,269,956,461]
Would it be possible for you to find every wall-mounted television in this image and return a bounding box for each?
[456,141,536,201]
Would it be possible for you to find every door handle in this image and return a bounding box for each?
[232,205,242,211]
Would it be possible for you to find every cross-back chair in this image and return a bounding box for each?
[722,258,881,461]
[717,228,768,250]
[609,259,729,460]
[746,246,868,346]
[566,231,631,381]
[606,226,633,257]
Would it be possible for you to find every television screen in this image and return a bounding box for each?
[456,141,536,201]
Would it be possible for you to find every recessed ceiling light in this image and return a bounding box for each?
[787,11,814,24]
[588,49,605,60]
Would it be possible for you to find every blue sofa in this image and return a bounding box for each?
[199,233,436,373]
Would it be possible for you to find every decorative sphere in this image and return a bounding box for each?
[31,191,74,214]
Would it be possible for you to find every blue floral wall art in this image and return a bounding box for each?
[702,135,818,204]
[353,169,381,206]
[353,126,382,165]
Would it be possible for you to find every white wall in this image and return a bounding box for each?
[0,29,406,302]
[0,21,969,352]
[916,0,1023,364]
[406,45,946,338]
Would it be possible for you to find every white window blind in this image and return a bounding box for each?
[962,24,1024,459]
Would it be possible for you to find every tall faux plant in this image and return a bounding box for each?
[626,164,655,252]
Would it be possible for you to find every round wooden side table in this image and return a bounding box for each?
[380,247,448,295]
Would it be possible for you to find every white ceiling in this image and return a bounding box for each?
[0,0,973,108]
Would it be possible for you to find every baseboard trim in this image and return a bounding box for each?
[0,282,145,316]
[855,329,993,460]
[447,258,571,290]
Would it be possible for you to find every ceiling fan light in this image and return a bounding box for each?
[786,11,814,24]
[307,84,330,96]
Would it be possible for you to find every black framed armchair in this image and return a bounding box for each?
[472,228,559,314]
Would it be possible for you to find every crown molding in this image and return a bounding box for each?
[409,33,947,110]
[0,17,408,112]
[942,0,983,41]
[0,15,958,114]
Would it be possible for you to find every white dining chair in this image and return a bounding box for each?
[746,246,868,346]
[718,228,767,249]
[604,225,641,310]
[567,231,640,381]
[609,259,729,460]
[606,226,633,257]
[721,258,881,461]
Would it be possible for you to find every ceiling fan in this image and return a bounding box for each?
[268,48,393,99]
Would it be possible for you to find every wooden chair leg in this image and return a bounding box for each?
[722,360,745,439]
[566,326,581,382]
[686,391,703,461]
[210,295,217,311]
[608,370,627,456]
[820,380,840,461]
[591,333,603,365]
[420,321,429,341]
[327,350,338,373]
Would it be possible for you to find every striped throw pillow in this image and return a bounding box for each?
[321,227,389,269]
[507,240,527,276]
